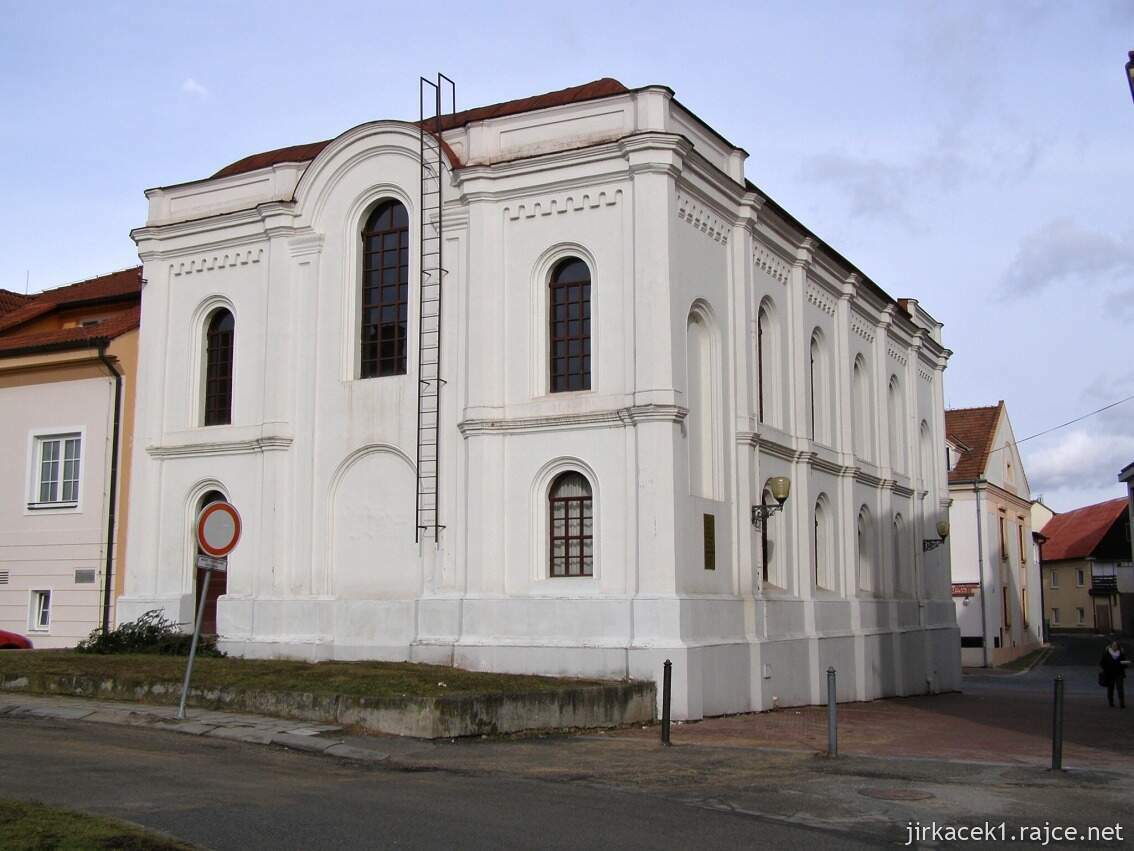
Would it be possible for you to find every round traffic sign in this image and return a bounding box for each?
[196,502,242,557]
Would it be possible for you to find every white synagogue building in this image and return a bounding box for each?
[120,78,960,718]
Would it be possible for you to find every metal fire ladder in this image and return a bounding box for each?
[415,73,455,543]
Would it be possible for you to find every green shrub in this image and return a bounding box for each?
[77,609,223,656]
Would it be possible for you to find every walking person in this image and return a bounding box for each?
[1099,638,1128,708]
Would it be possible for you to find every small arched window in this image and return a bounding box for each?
[361,199,410,378]
[203,309,234,426]
[549,258,591,392]
[549,471,593,577]
[920,420,933,489]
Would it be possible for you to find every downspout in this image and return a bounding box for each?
[974,482,990,668]
[97,345,124,635]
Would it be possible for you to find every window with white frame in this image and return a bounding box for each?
[1076,568,1085,587]
[1075,607,1085,625]
[31,433,81,506]
[1050,569,1059,589]
[29,590,51,631]
[1051,607,1060,624]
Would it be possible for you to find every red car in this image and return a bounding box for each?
[0,629,33,649]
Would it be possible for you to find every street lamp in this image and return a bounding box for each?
[922,518,950,552]
[1127,51,1134,105]
[751,476,791,527]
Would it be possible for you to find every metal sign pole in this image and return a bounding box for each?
[177,564,214,720]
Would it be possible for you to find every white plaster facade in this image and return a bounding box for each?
[121,81,959,718]
[947,405,1043,667]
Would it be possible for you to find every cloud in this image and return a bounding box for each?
[181,78,209,99]
[1001,219,1134,295]
[805,154,914,224]
[1025,428,1134,509]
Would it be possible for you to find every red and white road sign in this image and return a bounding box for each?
[196,502,242,558]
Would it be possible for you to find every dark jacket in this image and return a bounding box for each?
[1100,647,1128,682]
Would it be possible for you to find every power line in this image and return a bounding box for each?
[986,393,1134,455]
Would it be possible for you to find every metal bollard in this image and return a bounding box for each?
[661,659,672,746]
[826,666,837,757]
[1051,674,1064,771]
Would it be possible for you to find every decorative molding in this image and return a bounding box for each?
[504,189,621,221]
[171,247,263,277]
[918,366,934,383]
[459,404,687,436]
[675,192,729,245]
[288,233,325,258]
[806,282,837,317]
[851,315,876,343]
[887,345,909,367]
[147,435,292,458]
[753,243,790,284]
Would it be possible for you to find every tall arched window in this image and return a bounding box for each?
[194,490,227,634]
[203,309,234,426]
[814,494,833,590]
[888,375,904,470]
[687,306,720,498]
[919,420,933,490]
[892,513,905,596]
[360,199,410,378]
[857,505,873,594]
[549,471,593,577]
[757,304,769,424]
[852,355,871,460]
[549,258,591,392]
[809,330,829,444]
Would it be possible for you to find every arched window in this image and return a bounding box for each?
[857,505,873,594]
[549,471,593,577]
[203,309,234,426]
[892,513,905,596]
[919,420,933,490]
[888,375,904,470]
[194,490,227,635]
[757,304,769,424]
[814,494,833,590]
[809,330,829,444]
[360,199,410,378]
[687,306,720,498]
[852,355,871,460]
[549,258,591,392]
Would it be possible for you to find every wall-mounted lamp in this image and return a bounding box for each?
[923,519,950,552]
[751,476,791,527]
[1127,51,1134,105]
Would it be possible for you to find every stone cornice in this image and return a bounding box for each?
[459,404,687,436]
[147,435,293,458]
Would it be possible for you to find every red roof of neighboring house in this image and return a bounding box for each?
[0,267,142,357]
[945,403,1003,483]
[0,306,141,356]
[0,289,31,315]
[209,77,629,181]
[0,267,142,335]
[1040,497,1130,562]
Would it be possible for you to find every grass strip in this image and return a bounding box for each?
[0,799,194,851]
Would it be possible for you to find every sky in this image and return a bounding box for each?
[1,0,1131,513]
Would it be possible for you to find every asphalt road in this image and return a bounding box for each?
[0,718,872,851]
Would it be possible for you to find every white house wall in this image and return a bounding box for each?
[122,86,959,718]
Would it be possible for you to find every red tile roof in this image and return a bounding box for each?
[0,267,142,334]
[209,78,628,181]
[0,306,141,356]
[0,268,142,357]
[1040,497,1130,562]
[945,403,1003,483]
[0,289,31,315]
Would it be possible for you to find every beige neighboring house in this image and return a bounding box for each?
[0,269,141,646]
[1040,497,1133,636]
[946,402,1042,666]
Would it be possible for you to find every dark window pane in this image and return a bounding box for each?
[360,199,410,377]
[549,257,591,393]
